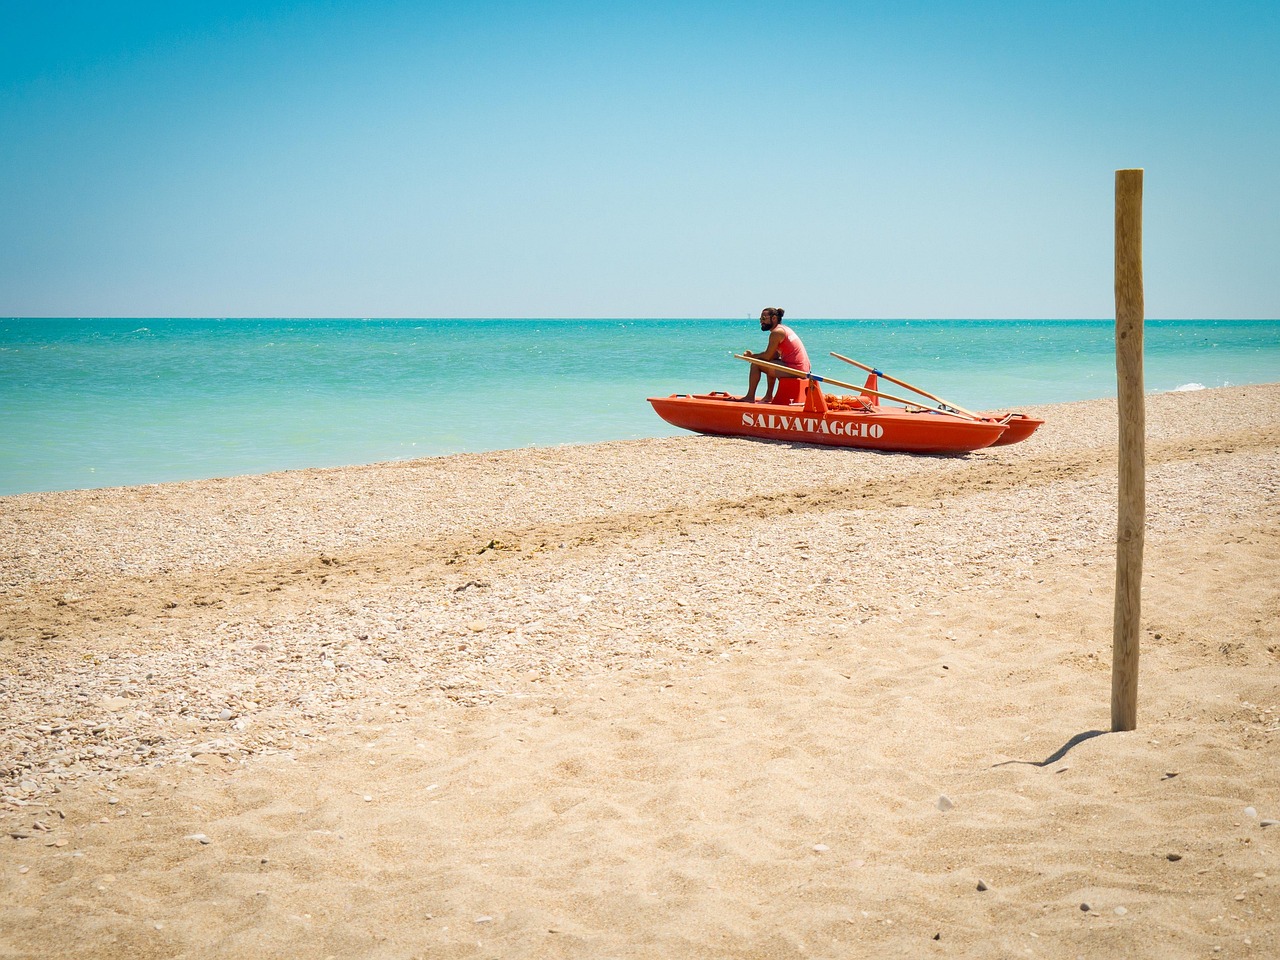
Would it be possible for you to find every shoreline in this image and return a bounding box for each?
[3,384,1274,577]
[2,383,1278,957]
[0,380,1272,506]
[5,317,1277,500]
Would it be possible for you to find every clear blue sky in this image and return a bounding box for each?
[2,0,1276,318]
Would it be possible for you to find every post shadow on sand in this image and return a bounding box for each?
[991,730,1108,768]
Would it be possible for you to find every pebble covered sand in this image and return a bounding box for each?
[2,384,1278,958]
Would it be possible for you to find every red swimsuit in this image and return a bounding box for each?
[774,324,811,372]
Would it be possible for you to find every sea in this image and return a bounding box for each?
[2,317,1278,496]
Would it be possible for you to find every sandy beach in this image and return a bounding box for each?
[2,384,1278,959]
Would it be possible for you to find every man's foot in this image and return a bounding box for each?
[733,395,757,403]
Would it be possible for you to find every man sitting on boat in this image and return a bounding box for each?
[737,307,811,403]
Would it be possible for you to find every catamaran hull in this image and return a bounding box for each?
[987,413,1045,446]
[648,393,1010,454]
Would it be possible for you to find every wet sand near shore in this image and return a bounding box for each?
[2,385,1278,959]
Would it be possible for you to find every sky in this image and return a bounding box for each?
[1,0,1277,319]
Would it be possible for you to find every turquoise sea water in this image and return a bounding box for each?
[2,318,1278,495]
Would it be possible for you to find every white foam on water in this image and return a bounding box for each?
[1173,382,1206,392]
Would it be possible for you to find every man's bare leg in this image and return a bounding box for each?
[736,364,766,403]
[761,372,776,403]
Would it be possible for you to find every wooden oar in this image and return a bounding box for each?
[829,352,982,419]
[734,354,967,418]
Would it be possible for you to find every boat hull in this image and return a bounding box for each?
[986,413,1045,446]
[648,393,1008,454]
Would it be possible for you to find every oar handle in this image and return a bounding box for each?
[734,354,960,417]
[829,352,981,420]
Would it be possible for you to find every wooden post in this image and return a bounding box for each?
[1112,168,1145,732]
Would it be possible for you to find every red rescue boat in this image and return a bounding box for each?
[648,356,1043,454]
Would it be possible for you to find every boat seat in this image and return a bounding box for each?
[768,377,805,405]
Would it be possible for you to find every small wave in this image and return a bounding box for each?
[1172,382,1206,392]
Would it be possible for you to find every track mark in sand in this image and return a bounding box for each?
[3,426,1277,658]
